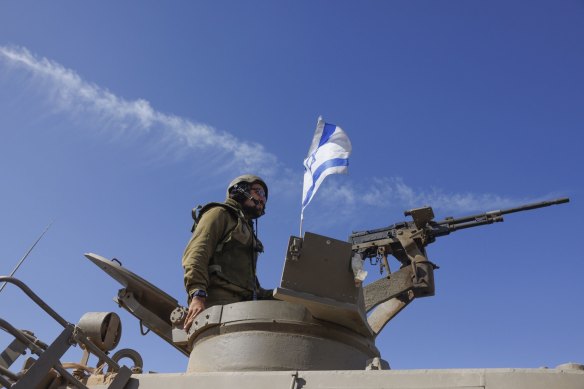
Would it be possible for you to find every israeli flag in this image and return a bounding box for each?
[301,117,352,221]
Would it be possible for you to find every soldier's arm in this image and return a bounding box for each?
[182,207,230,297]
[182,207,231,331]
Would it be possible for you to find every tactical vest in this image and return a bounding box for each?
[194,201,263,293]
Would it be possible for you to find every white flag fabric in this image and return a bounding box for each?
[302,117,352,215]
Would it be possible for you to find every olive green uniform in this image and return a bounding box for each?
[182,198,269,307]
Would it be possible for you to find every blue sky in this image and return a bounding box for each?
[0,1,582,373]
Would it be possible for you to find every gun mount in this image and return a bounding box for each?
[350,198,569,334]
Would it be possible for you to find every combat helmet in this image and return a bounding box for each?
[227,174,268,200]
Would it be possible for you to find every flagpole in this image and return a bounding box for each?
[300,116,321,238]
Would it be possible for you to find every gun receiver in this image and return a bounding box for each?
[350,197,569,334]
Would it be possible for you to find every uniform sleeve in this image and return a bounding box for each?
[182,207,230,296]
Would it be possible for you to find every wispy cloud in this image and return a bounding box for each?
[0,45,280,177]
[359,177,523,212]
[1,45,535,215]
[316,176,531,215]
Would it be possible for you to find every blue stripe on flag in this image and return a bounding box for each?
[317,123,337,148]
[302,157,349,208]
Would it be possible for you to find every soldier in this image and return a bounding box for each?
[182,174,272,331]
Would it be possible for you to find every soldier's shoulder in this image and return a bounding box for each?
[200,202,238,219]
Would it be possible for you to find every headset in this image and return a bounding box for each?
[230,183,254,203]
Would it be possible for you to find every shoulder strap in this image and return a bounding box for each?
[190,202,240,232]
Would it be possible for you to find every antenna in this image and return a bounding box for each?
[0,221,53,293]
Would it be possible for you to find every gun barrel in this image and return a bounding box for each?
[437,197,569,226]
[497,197,569,215]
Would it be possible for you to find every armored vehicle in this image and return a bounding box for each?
[1,198,582,388]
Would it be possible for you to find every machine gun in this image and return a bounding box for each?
[350,197,569,334]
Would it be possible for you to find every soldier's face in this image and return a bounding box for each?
[243,184,267,218]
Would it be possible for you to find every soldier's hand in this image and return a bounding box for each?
[184,297,206,332]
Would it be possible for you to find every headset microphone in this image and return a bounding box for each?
[234,184,259,205]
